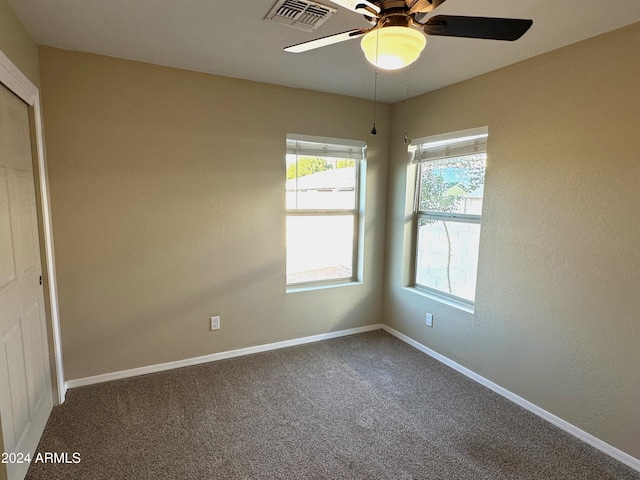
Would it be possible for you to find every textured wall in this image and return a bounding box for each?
[39,47,390,380]
[384,23,640,459]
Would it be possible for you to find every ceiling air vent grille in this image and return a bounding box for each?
[266,0,337,32]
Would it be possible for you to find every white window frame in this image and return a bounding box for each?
[286,134,366,290]
[410,127,488,308]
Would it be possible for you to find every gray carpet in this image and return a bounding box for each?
[26,330,639,479]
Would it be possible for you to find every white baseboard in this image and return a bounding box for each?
[66,324,384,389]
[381,325,640,473]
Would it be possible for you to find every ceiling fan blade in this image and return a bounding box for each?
[407,0,447,14]
[284,28,369,53]
[423,15,533,41]
[328,0,381,15]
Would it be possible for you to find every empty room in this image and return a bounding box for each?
[0,0,639,479]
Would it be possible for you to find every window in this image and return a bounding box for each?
[410,127,488,305]
[286,135,365,287]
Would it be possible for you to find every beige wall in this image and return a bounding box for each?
[39,47,390,381]
[0,0,39,86]
[384,23,640,459]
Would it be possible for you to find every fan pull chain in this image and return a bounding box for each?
[371,68,378,136]
[371,28,380,136]
[404,86,409,144]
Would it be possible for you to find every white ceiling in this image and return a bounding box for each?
[8,0,640,103]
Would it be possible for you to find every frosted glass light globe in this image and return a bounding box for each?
[361,26,427,71]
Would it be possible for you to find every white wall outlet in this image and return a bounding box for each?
[210,316,221,331]
[425,313,433,327]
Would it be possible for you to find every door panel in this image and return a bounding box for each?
[2,320,29,449]
[0,168,17,293]
[15,171,38,274]
[27,301,47,410]
[0,82,53,480]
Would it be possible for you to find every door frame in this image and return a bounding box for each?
[0,49,65,405]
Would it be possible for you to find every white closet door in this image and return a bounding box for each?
[0,82,53,480]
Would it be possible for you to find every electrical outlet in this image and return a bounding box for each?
[425,313,433,327]
[210,316,221,331]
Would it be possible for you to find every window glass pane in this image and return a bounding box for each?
[286,154,356,210]
[418,154,486,215]
[415,218,480,302]
[286,215,354,284]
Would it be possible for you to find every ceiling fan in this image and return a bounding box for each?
[284,0,533,71]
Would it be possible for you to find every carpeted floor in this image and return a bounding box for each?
[26,330,639,479]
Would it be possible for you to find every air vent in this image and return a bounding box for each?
[266,0,337,32]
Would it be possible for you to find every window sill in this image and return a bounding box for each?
[404,287,475,314]
[287,280,362,294]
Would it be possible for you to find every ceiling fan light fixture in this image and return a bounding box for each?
[360,26,427,71]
